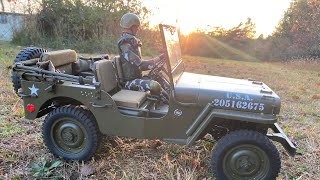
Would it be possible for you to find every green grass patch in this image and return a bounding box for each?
[30,158,63,179]
[0,41,22,68]
[0,119,25,138]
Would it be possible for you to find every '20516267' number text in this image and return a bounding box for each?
[212,99,265,111]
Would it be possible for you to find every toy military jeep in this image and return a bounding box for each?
[12,24,296,179]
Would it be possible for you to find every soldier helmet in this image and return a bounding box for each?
[120,13,141,29]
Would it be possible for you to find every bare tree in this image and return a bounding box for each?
[0,0,4,12]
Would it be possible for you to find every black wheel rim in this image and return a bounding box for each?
[223,144,270,180]
[51,118,88,154]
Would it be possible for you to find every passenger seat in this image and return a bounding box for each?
[94,60,147,108]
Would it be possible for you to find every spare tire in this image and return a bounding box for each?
[12,47,47,95]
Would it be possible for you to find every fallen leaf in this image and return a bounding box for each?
[109,137,123,147]
[0,168,4,175]
[292,95,300,100]
[134,143,146,149]
[152,140,163,149]
[199,166,205,173]
[299,112,306,116]
[80,164,95,177]
[312,95,320,100]
[164,153,171,164]
[299,87,306,91]
[192,158,200,169]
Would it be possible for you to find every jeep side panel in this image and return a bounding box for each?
[20,80,203,140]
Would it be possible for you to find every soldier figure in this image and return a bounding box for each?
[117,13,169,103]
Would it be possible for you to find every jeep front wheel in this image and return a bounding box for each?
[211,130,281,180]
[42,106,100,161]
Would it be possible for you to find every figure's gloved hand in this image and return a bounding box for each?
[151,56,160,63]
[152,53,165,63]
[141,54,166,70]
[159,53,166,60]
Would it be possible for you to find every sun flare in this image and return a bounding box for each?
[178,23,197,35]
[144,0,291,37]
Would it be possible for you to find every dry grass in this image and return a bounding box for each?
[0,42,319,179]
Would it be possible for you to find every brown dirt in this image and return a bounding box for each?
[0,43,319,179]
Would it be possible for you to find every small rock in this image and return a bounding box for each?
[312,95,320,100]
[80,164,95,177]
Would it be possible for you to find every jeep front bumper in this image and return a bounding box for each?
[267,123,297,156]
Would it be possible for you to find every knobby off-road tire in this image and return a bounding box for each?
[12,47,47,94]
[42,106,101,161]
[211,130,281,180]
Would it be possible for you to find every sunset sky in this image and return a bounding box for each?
[2,0,292,37]
[144,0,292,37]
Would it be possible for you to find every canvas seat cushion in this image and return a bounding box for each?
[113,56,124,83]
[94,60,118,92]
[40,49,77,74]
[112,89,147,108]
[41,49,77,67]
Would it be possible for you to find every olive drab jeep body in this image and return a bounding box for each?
[12,24,296,179]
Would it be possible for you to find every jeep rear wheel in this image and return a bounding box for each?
[211,130,281,180]
[12,47,47,95]
[42,106,100,161]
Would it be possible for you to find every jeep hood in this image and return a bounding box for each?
[174,72,281,115]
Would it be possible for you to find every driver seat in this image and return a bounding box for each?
[94,60,147,108]
[112,56,124,84]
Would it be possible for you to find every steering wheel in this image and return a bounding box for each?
[146,57,171,93]
[147,58,166,78]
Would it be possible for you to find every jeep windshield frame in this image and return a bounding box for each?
[159,24,184,88]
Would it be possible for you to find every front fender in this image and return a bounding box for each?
[185,103,277,146]
[267,123,297,156]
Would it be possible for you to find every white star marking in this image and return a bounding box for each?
[29,84,39,96]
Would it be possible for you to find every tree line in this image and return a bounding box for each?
[11,0,161,55]
[180,18,262,61]
[10,0,320,61]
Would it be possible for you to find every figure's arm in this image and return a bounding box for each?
[120,42,163,71]
[119,42,142,67]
